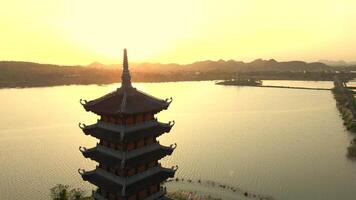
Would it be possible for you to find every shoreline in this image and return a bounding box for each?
[331,76,356,158]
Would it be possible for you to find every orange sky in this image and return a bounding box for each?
[1,0,355,65]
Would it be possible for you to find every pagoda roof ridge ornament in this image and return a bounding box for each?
[80,99,87,106]
[78,168,85,175]
[171,165,178,172]
[169,143,177,150]
[78,123,87,130]
[168,120,175,127]
[79,146,87,153]
[165,97,173,103]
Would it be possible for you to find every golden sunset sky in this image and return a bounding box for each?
[1,0,355,65]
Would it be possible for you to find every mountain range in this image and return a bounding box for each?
[0,59,355,88]
[87,59,332,73]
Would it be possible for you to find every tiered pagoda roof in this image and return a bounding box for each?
[81,88,172,115]
[79,166,177,197]
[80,49,172,116]
[79,143,177,169]
[79,120,174,142]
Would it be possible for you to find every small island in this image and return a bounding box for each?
[216,78,262,86]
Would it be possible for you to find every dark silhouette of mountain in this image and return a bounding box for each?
[130,59,330,72]
[319,60,356,67]
[0,59,345,88]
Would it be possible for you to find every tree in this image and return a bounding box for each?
[50,184,70,200]
[50,184,89,200]
[69,188,86,200]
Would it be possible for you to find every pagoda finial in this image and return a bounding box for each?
[121,48,132,89]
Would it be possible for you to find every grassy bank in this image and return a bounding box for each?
[332,78,356,158]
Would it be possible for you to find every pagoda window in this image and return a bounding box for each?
[101,115,108,122]
[101,189,108,198]
[116,118,123,124]
[144,113,153,121]
[126,116,134,125]
[116,143,124,150]
[128,194,136,200]
[116,196,125,200]
[110,142,116,149]
[127,168,136,177]
[148,161,156,168]
[116,169,125,176]
[102,140,109,147]
[109,193,116,200]
[127,142,135,151]
[145,137,154,145]
[136,114,143,123]
[104,165,109,171]
[109,117,116,123]
[136,139,145,149]
[138,189,148,200]
[149,184,158,194]
[137,164,146,173]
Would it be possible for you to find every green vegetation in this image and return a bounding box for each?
[348,137,356,157]
[332,88,356,132]
[50,184,92,200]
[332,78,356,158]
[49,185,225,200]
[167,190,221,200]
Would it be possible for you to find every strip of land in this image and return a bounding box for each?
[218,84,331,91]
[332,76,356,158]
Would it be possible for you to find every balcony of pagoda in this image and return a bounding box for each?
[78,166,177,198]
[78,120,174,143]
[79,143,177,170]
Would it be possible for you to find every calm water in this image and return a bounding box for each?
[0,81,356,200]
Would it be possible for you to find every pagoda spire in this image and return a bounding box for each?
[121,48,132,89]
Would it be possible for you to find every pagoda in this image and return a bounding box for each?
[78,49,177,200]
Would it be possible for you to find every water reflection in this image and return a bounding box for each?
[0,81,355,200]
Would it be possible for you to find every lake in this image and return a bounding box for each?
[0,81,355,200]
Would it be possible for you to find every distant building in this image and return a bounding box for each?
[79,49,177,200]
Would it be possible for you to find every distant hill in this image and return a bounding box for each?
[183,59,330,72]
[87,59,331,73]
[0,59,346,88]
[319,60,356,67]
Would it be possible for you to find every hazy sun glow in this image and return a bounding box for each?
[1,0,355,65]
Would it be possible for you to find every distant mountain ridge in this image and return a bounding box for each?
[86,59,331,73]
[0,59,354,88]
[319,60,356,67]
